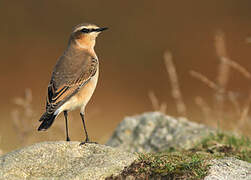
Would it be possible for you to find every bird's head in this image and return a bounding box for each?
[70,23,108,50]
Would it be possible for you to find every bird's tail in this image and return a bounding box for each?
[38,111,57,131]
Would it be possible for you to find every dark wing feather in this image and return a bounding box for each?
[44,54,98,115]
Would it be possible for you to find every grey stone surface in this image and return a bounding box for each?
[205,157,251,180]
[107,112,214,153]
[0,141,136,180]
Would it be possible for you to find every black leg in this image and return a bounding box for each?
[64,111,70,141]
[79,112,97,145]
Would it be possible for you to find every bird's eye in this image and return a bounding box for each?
[81,28,90,33]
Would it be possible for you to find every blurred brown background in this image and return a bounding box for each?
[0,1,251,152]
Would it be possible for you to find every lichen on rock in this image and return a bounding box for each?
[107,112,214,153]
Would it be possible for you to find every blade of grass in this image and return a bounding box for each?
[164,51,187,117]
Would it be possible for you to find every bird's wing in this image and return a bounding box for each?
[44,55,98,115]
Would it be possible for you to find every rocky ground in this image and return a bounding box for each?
[107,112,214,152]
[0,112,250,179]
[0,142,136,179]
[205,158,251,180]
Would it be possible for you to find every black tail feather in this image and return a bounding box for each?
[38,112,57,131]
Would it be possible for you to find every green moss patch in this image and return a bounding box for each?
[195,132,251,163]
[107,132,250,179]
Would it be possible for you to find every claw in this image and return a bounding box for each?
[79,138,98,146]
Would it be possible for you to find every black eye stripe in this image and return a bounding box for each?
[81,28,100,33]
[79,27,108,34]
[81,28,90,33]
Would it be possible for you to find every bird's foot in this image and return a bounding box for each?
[79,137,98,146]
[66,137,71,141]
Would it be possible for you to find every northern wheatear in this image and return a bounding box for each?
[38,23,107,144]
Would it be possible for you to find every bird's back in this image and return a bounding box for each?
[45,48,98,111]
[50,50,94,90]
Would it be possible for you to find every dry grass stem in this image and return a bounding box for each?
[215,30,230,126]
[220,57,251,79]
[11,89,37,144]
[246,37,251,43]
[227,92,241,116]
[148,91,160,111]
[215,30,227,58]
[0,136,2,155]
[194,96,212,123]
[189,70,219,91]
[148,91,167,114]
[13,89,34,119]
[215,30,229,89]
[159,103,167,114]
[164,51,187,116]
[238,91,251,129]
[217,58,230,90]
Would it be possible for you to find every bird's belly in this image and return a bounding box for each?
[76,70,99,109]
[58,70,99,113]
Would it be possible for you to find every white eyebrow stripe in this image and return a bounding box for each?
[73,26,86,33]
[73,25,99,33]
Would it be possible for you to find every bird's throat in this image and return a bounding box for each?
[75,35,96,50]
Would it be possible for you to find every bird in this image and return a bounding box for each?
[38,23,108,145]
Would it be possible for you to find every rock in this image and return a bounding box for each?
[0,141,137,180]
[205,157,251,180]
[107,112,214,153]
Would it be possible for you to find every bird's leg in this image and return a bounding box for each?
[79,112,97,145]
[64,111,70,141]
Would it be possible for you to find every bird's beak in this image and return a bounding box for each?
[96,27,108,32]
